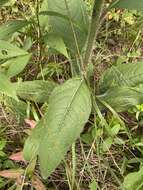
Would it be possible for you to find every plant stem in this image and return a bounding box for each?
[36,0,42,61]
[84,0,104,70]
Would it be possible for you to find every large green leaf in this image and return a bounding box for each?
[97,85,143,112]
[112,0,143,11]
[2,54,31,78]
[39,78,91,178]
[123,167,143,190]
[98,62,143,93]
[16,80,57,103]
[0,20,29,40]
[23,78,91,178]
[0,73,17,100]
[0,40,28,60]
[46,0,89,54]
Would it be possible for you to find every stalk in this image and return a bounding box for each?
[83,0,104,70]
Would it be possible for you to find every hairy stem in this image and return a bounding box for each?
[84,0,104,70]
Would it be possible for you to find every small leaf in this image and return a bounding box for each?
[123,167,143,190]
[25,119,36,129]
[31,176,46,190]
[44,33,69,58]
[9,151,25,162]
[89,180,97,190]
[102,137,113,152]
[3,54,31,78]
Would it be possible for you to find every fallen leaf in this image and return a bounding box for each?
[25,119,36,129]
[9,151,25,162]
[31,175,46,190]
[0,169,23,179]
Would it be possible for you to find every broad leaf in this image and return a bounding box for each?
[0,20,29,40]
[44,33,69,58]
[98,62,143,93]
[112,0,143,11]
[0,73,17,100]
[16,80,56,103]
[97,85,143,112]
[46,0,89,54]
[2,54,31,78]
[0,40,28,60]
[123,167,143,190]
[39,78,91,178]
[23,78,91,178]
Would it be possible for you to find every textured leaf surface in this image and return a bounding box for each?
[0,73,17,100]
[97,85,143,112]
[16,80,56,103]
[0,40,28,59]
[39,78,91,178]
[112,0,143,11]
[123,167,143,190]
[44,33,69,58]
[3,54,31,78]
[98,62,143,93]
[0,20,29,40]
[47,0,89,53]
[23,78,91,178]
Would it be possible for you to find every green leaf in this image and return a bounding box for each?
[98,62,143,94]
[39,78,91,178]
[23,78,91,178]
[46,0,89,54]
[44,33,69,58]
[2,54,31,78]
[112,0,143,11]
[39,0,49,29]
[0,40,28,60]
[97,85,143,112]
[89,180,97,190]
[0,0,9,6]
[123,167,143,190]
[0,73,18,100]
[4,97,27,119]
[16,80,57,103]
[0,20,29,40]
